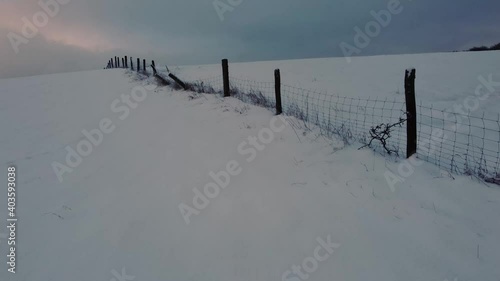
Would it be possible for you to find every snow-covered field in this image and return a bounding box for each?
[0,52,499,281]
[169,51,500,114]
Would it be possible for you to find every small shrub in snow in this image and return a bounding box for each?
[360,116,407,155]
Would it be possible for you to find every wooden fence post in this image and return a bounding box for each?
[405,68,417,158]
[130,57,134,70]
[122,58,125,68]
[137,58,140,72]
[151,63,157,75]
[152,60,155,70]
[274,69,282,115]
[222,59,230,97]
[125,56,128,68]
[143,59,146,71]
[168,72,187,90]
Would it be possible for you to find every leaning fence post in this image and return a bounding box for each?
[274,69,282,115]
[137,58,140,72]
[222,59,230,97]
[168,71,187,90]
[405,68,417,158]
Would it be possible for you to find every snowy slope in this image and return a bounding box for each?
[170,51,500,114]
[165,51,500,181]
[0,54,499,281]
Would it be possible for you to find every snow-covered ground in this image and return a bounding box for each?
[0,52,499,281]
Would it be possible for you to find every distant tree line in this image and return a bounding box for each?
[463,42,500,52]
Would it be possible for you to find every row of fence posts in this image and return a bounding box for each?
[106,56,147,72]
[105,56,417,159]
[220,59,417,159]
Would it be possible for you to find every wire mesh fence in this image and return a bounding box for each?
[417,103,500,183]
[197,74,408,156]
[188,73,500,183]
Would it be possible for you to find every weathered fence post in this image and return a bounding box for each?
[115,57,118,68]
[274,69,282,115]
[143,59,146,71]
[125,56,128,68]
[130,57,134,70]
[222,59,230,97]
[122,58,125,68]
[405,68,417,158]
[152,60,155,70]
[168,71,187,90]
[137,58,140,72]
[151,63,157,75]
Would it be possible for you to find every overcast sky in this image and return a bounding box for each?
[0,0,499,78]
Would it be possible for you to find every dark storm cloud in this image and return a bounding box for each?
[1,0,499,78]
